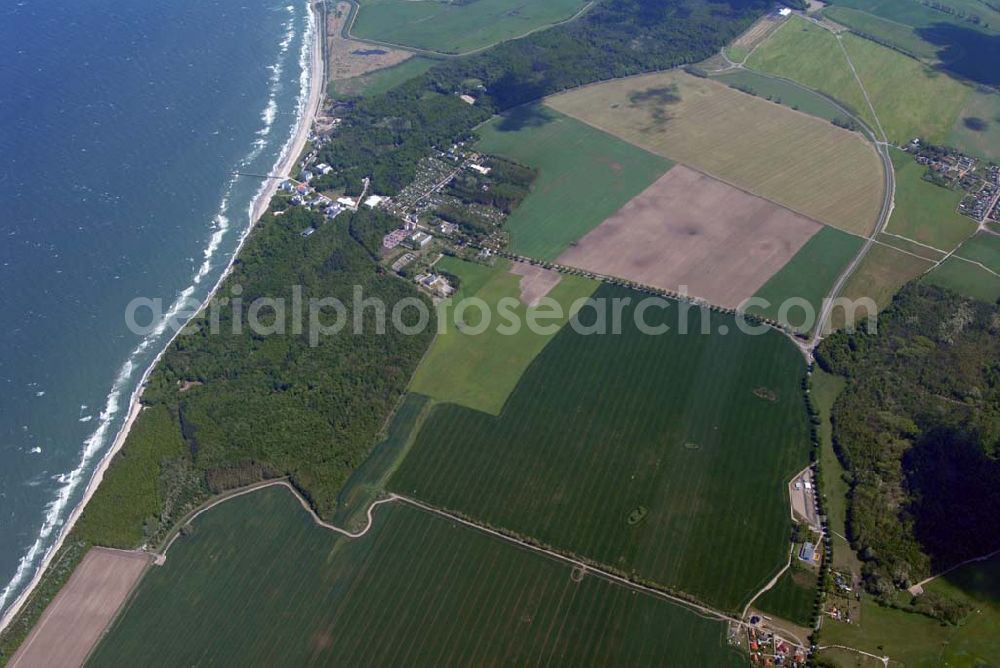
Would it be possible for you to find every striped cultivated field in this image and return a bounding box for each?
[546,70,883,235]
[90,486,743,666]
[391,285,811,612]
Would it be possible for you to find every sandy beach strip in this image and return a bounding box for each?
[0,0,326,636]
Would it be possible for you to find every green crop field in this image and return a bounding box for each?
[712,69,855,124]
[746,226,864,333]
[954,230,1000,274]
[350,0,589,55]
[408,257,598,415]
[748,16,972,145]
[329,57,436,99]
[91,486,743,666]
[754,564,817,627]
[820,554,1000,666]
[475,105,672,260]
[393,285,811,612]
[923,256,1000,303]
[885,148,977,252]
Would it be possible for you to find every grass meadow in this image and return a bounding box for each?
[885,148,977,252]
[475,105,672,260]
[408,257,598,415]
[392,285,811,612]
[923,256,1000,303]
[954,231,1000,274]
[91,486,744,666]
[712,69,854,124]
[350,0,588,54]
[831,243,934,329]
[329,57,436,99]
[748,16,972,145]
[746,18,876,128]
[747,226,864,332]
[546,70,884,235]
[821,554,1000,666]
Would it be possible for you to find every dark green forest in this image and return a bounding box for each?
[817,284,1000,604]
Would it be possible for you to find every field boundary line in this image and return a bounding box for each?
[392,495,752,629]
[951,254,1000,278]
[870,237,941,263]
[878,231,948,255]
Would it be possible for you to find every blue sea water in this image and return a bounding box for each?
[0,0,313,616]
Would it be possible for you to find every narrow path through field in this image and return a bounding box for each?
[819,644,890,666]
[907,547,1000,594]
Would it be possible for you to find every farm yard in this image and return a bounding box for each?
[546,70,884,235]
[392,285,812,613]
[475,105,672,260]
[11,548,150,667]
[408,257,598,415]
[555,165,824,309]
[349,0,589,54]
[90,486,744,666]
[746,226,864,332]
[885,147,977,252]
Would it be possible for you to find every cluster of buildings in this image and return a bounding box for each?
[745,625,805,667]
[908,140,1000,223]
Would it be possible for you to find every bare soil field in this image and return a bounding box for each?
[508,261,561,306]
[327,2,412,82]
[556,166,822,308]
[11,548,151,668]
[546,71,883,236]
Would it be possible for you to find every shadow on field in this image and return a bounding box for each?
[495,103,557,132]
[917,23,1000,86]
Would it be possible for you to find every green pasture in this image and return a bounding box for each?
[393,285,811,612]
[475,105,672,260]
[408,256,598,415]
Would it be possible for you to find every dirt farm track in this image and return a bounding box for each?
[9,548,151,667]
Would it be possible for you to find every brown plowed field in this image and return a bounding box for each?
[556,165,822,308]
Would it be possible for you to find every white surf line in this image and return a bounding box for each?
[0,0,325,634]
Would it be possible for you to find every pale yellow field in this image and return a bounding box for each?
[546,71,884,235]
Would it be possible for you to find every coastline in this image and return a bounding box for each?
[0,0,325,634]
